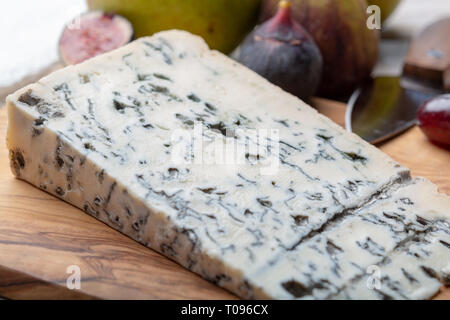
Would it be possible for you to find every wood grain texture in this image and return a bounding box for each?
[0,99,448,300]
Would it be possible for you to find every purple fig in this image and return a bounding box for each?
[260,0,380,97]
[59,11,134,65]
[236,0,322,101]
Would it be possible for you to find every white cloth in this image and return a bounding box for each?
[0,0,86,97]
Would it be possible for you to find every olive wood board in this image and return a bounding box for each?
[0,98,448,300]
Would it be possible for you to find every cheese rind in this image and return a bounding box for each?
[6,30,449,299]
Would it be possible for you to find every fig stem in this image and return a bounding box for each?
[266,0,293,32]
[279,0,292,9]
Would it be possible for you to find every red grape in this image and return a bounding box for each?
[417,94,450,148]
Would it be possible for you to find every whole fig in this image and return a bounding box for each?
[260,0,379,97]
[236,1,323,101]
[367,0,402,22]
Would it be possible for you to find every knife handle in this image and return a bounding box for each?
[403,18,450,91]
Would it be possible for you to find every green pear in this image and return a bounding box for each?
[87,0,262,53]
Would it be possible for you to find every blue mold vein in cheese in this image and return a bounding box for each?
[6,30,449,299]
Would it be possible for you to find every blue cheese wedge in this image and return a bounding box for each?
[251,178,450,299]
[331,178,450,300]
[6,30,449,299]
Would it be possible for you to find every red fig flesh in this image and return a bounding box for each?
[59,11,134,65]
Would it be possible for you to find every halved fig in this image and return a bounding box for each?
[59,11,134,65]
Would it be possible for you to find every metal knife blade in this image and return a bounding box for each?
[346,76,440,144]
[346,18,450,144]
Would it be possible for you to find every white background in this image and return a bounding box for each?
[0,0,86,89]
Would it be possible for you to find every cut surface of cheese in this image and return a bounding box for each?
[6,30,449,299]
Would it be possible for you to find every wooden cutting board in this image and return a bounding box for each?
[0,98,448,300]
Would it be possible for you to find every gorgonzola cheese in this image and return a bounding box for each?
[6,30,449,299]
